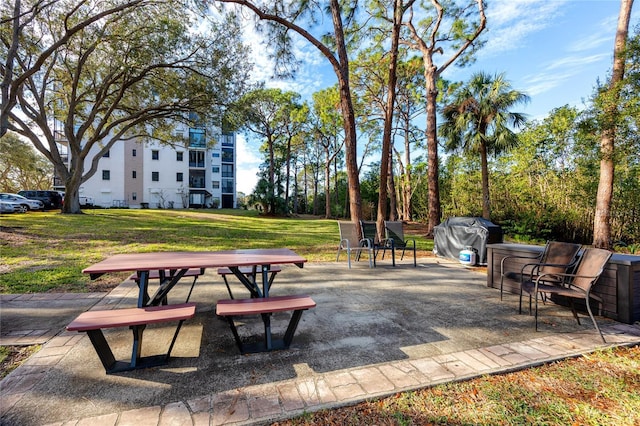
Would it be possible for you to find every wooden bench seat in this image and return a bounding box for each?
[67,303,196,374]
[216,265,282,299]
[216,295,315,354]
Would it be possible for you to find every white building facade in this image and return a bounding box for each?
[55,122,237,209]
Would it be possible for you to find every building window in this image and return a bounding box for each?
[189,128,206,148]
[222,179,234,193]
[132,149,137,157]
[103,150,110,158]
[190,170,205,188]
[212,166,220,173]
[132,170,137,179]
[189,150,205,168]
[212,152,220,158]
[177,172,183,182]
[222,147,233,162]
[176,152,183,161]
[221,133,234,146]
[152,172,159,181]
[222,164,234,178]
[102,170,110,180]
[152,150,159,160]
[132,192,137,201]
[212,180,220,189]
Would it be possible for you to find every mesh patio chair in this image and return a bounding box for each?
[336,221,374,268]
[520,247,612,343]
[499,241,582,304]
[359,220,394,267]
[384,221,417,267]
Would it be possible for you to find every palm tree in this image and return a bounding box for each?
[440,72,529,220]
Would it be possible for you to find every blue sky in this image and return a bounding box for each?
[234,1,638,194]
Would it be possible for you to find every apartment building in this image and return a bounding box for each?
[54,122,237,209]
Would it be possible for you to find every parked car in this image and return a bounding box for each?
[80,196,94,207]
[17,190,63,209]
[0,201,20,214]
[0,193,44,211]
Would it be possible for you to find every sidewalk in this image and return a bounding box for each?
[1,258,639,425]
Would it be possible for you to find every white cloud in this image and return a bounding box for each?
[545,53,610,71]
[521,70,574,96]
[481,0,568,57]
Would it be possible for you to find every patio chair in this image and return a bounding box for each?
[384,221,417,267]
[336,221,374,268]
[499,241,582,304]
[359,220,394,266]
[520,247,612,343]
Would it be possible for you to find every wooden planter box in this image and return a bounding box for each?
[487,243,640,324]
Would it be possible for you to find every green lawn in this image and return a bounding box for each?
[0,209,433,293]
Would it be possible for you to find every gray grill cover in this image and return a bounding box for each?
[433,217,503,265]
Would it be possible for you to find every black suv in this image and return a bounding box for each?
[18,190,63,210]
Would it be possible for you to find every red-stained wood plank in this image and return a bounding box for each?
[216,295,315,316]
[66,303,196,332]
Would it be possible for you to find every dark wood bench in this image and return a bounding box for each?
[128,268,204,305]
[67,303,196,374]
[216,265,282,299]
[216,295,315,354]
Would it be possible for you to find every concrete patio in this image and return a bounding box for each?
[1,256,639,425]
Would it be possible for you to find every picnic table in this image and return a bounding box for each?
[78,249,312,363]
[83,248,306,307]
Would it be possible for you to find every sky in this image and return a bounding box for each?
[233,0,639,194]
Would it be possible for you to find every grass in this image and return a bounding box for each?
[274,345,640,426]
[0,345,41,379]
[0,209,433,293]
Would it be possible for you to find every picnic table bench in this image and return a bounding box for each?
[66,303,196,374]
[216,295,315,354]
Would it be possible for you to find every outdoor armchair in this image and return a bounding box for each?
[359,220,394,266]
[499,241,582,304]
[520,247,612,343]
[336,221,374,268]
[384,221,417,267]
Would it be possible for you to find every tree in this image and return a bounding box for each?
[593,0,635,249]
[393,57,425,221]
[0,131,52,192]
[402,0,487,235]
[309,87,344,218]
[1,0,151,138]
[440,71,528,220]
[4,1,250,213]
[229,88,302,215]
[367,0,406,239]
[214,0,364,224]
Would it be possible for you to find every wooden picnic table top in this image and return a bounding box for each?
[83,248,306,277]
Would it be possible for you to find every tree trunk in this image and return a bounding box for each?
[403,121,412,221]
[285,136,291,215]
[324,146,331,218]
[425,69,441,235]
[480,139,491,220]
[376,0,402,238]
[329,0,362,224]
[269,137,276,215]
[593,0,633,249]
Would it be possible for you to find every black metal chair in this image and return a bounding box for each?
[384,221,416,267]
[520,248,612,343]
[359,220,394,266]
[499,241,582,304]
